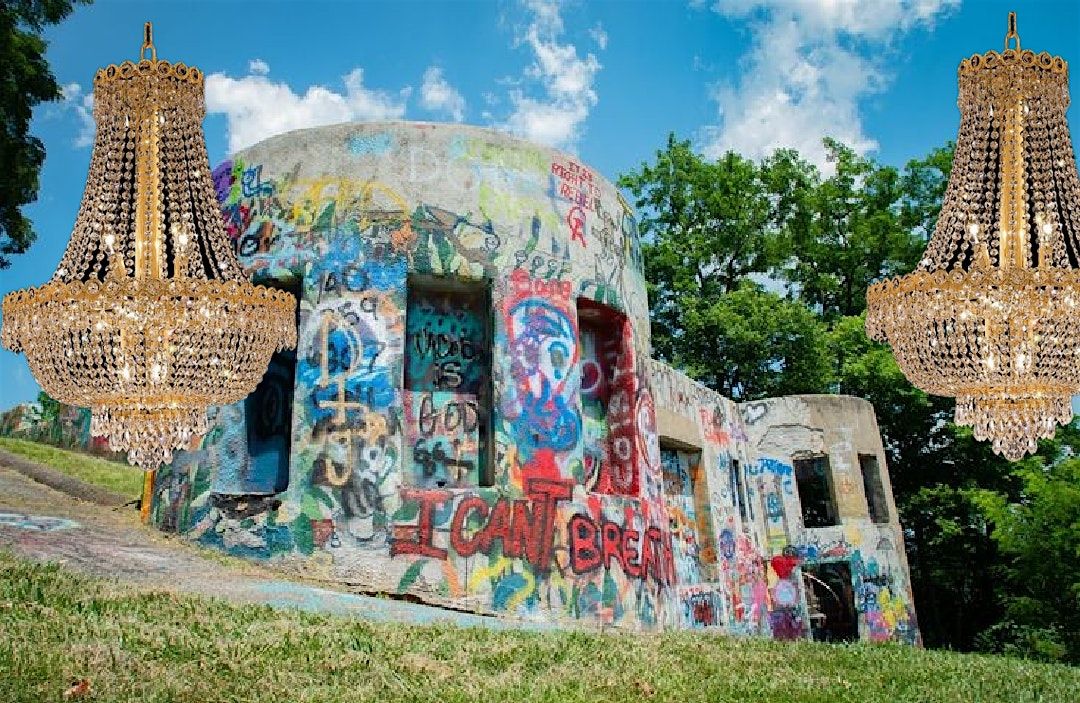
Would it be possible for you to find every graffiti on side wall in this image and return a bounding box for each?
[680,585,726,629]
[501,271,581,458]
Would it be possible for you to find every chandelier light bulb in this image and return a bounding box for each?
[0,23,296,470]
[867,13,1080,461]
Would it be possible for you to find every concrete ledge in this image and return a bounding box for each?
[0,447,132,509]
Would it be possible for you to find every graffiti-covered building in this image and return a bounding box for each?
[146,122,919,643]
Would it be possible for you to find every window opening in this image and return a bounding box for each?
[404,276,492,488]
[731,458,748,523]
[578,298,636,495]
[794,456,839,528]
[859,454,889,523]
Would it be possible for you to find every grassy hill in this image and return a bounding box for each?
[0,551,1075,703]
[0,437,142,498]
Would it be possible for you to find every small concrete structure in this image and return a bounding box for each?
[145,121,918,642]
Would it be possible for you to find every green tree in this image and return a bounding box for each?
[0,0,90,269]
[783,139,925,320]
[900,141,954,239]
[620,134,831,400]
[680,283,832,400]
[619,134,793,365]
[976,454,1080,662]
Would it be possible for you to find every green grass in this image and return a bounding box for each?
[0,552,1075,703]
[0,437,143,498]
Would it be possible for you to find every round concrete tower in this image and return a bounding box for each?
[154,122,680,629]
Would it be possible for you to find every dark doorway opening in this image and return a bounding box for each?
[804,562,859,643]
[212,278,300,496]
[243,348,297,494]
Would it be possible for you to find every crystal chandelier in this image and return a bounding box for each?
[867,14,1080,461]
[0,24,296,469]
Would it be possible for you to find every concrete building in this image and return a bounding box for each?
[147,122,919,643]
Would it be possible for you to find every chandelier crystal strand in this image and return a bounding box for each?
[0,24,296,470]
[866,13,1080,461]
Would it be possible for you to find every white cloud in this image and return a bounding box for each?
[500,0,603,151]
[205,65,411,153]
[420,66,466,122]
[589,23,608,50]
[60,82,95,148]
[248,58,270,76]
[700,0,959,171]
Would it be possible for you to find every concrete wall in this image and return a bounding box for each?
[146,121,918,641]
[741,395,920,644]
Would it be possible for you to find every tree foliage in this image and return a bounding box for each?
[781,138,926,320]
[623,134,1080,661]
[975,454,1080,663]
[620,134,794,372]
[0,0,89,269]
[679,284,831,400]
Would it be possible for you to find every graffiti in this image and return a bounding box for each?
[411,204,500,278]
[620,207,644,275]
[551,158,601,211]
[741,401,769,426]
[240,163,274,198]
[567,205,587,247]
[390,479,572,568]
[667,502,701,583]
[502,271,581,456]
[851,549,919,644]
[661,449,693,498]
[567,511,674,585]
[451,479,573,570]
[699,405,730,446]
[310,308,396,427]
[451,135,548,176]
[635,390,660,500]
[756,457,795,495]
[0,513,78,532]
[404,392,479,488]
[405,288,487,394]
[578,248,623,308]
[301,280,404,543]
[769,609,804,640]
[505,212,572,282]
[682,587,724,628]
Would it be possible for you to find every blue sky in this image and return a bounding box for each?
[2,0,1079,411]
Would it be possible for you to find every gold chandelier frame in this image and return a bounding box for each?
[866,13,1080,460]
[1,24,296,470]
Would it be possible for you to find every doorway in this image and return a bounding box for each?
[803,561,859,642]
